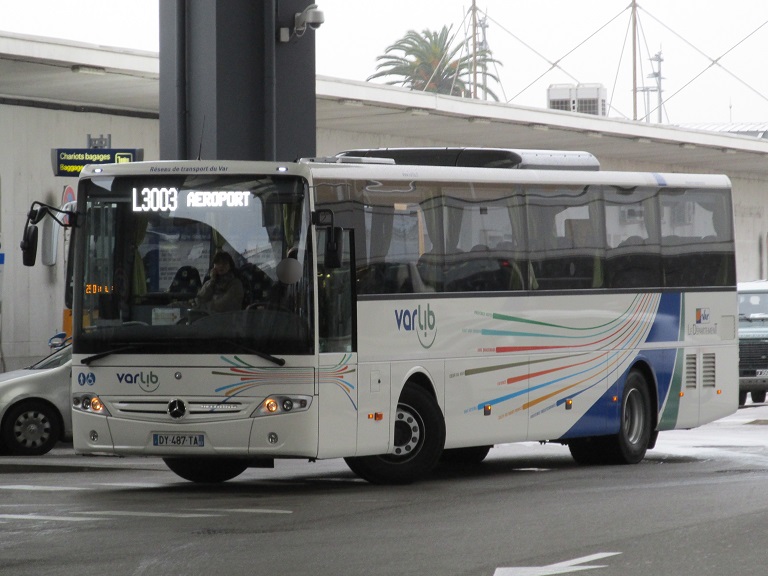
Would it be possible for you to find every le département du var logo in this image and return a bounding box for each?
[688,307,718,336]
[395,303,437,349]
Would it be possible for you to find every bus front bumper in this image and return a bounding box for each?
[72,409,320,459]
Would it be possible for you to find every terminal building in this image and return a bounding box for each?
[2,31,768,368]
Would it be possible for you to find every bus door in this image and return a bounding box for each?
[316,228,361,458]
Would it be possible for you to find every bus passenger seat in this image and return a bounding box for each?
[168,266,202,296]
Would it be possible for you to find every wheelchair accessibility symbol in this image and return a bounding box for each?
[78,372,96,386]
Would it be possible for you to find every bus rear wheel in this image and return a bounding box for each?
[568,369,651,465]
[344,385,445,484]
[163,457,248,483]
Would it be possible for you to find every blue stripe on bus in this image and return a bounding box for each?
[645,292,682,343]
[560,348,679,439]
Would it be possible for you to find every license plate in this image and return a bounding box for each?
[757,369,768,377]
[152,433,205,447]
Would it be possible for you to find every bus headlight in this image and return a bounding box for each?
[253,395,312,417]
[73,394,111,416]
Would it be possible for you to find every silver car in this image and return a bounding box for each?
[0,344,72,455]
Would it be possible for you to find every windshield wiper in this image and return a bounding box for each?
[81,345,138,365]
[224,340,285,366]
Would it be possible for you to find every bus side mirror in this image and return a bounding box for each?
[313,209,343,270]
[324,226,343,269]
[20,224,39,267]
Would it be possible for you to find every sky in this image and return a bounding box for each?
[3,0,768,124]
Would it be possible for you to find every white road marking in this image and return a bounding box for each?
[93,482,167,488]
[193,508,293,514]
[494,552,622,576]
[72,510,220,518]
[0,485,88,491]
[0,514,104,522]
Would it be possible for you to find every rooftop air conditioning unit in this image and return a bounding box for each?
[547,83,607,116]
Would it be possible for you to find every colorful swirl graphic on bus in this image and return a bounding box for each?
[210,355,357,409]
[461,293,674,420]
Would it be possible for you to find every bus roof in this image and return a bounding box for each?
[335,147,601,171]
[78,158,731,191]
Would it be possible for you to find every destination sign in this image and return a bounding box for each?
[51,148,144,177]
[132,187,251,212]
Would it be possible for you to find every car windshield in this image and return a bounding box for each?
[74,173,313,356]
[29,345,72,370]
[738,291,768,322]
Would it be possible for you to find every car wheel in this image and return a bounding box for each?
[1,400,62,456]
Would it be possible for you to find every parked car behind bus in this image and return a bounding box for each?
[0,344,72,455]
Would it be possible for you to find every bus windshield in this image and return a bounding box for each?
[73,173,313,356]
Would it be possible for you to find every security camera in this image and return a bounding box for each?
[295,4,324,34]
[305,10,324,30]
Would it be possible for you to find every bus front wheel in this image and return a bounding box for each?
[163,457,248,483]
[344,385,446,484]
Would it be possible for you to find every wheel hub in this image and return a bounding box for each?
[393,405,421,456]
[14,411,50,447]
[623,388,645,446]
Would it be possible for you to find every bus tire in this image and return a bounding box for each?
[163,457,248,483]
[568,370,651,465]
[607,369,652,464]
[344,385,445,484]
[567,436,610,465]
[440,445,492,465]
[738,391,747,406]
[751,390,766,404]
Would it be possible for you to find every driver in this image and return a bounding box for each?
[193,251,244,313]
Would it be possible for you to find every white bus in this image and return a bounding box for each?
[20,148,738,484]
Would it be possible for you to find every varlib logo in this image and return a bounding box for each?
[395,304,437,349]
[117,371,160,392]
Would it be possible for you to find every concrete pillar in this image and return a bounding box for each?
[159,0,317,161]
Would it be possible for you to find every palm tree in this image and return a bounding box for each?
[367,25,501,101]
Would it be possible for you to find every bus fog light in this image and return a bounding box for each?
[89,430,99,442]
[268,432,279,444]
